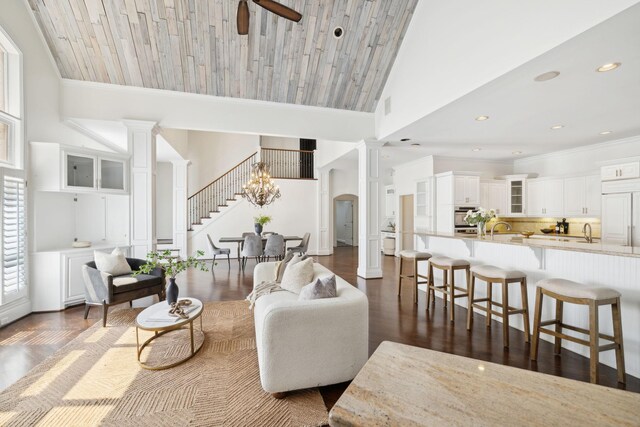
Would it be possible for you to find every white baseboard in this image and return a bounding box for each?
[0,298,32,327]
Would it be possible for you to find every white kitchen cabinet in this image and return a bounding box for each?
[564,175,601,217]
[453,175,480,205]
[601,161,640,181]
[31,142,129,194]
[480,180,507,215]
[527,178,563,216]
[505,175,528,216]
[601,193,631,245]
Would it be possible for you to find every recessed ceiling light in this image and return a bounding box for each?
[472,148,482,152]
[400,138,411,142]
[475,115,489,121]
[550,125,564,130]
[512,151,523,155]
[599,130,613,135]
[410,143,420,147]
[333,26,344,39]
[534,71,560,82]
[596,62,621,72]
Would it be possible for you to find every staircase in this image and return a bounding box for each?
[187,148,315,231]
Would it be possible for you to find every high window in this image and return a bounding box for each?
[0,26,26,306]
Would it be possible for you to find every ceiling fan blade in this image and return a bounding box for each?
[237,0,249,35]
[253,0,302,22]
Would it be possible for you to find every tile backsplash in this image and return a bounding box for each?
[489,217,601,238]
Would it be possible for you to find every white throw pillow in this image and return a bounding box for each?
[94,248,132,276]
[280,258,314,294]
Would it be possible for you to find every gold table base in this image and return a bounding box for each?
[136,315,204,370]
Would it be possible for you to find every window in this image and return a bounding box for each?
[0,168,26,304]
[0,26,25,307]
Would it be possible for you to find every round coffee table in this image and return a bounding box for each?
[135,297,204,370]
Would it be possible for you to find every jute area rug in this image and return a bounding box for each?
[0,300,328,426]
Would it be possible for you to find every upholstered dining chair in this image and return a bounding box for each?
[241,235,263,271]
[241,232,254,250]
[207,234,231,269]
[287,232,310,255]
[263,234,285,261]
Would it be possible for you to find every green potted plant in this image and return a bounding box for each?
[254,214,272,235]
[134,250,209,305]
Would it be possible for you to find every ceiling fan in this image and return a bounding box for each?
[237,0,302,35]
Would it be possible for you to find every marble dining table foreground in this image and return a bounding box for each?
[329,341,640,427]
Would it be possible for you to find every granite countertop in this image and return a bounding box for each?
[329,341,640,426]
[414,230,640,258]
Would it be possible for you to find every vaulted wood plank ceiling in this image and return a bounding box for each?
[28,0,417,112]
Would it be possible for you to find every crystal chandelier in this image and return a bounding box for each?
[242,162,281,208]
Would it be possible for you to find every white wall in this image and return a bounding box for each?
[514,135,640,177]
[375,0,640,139]
[433,157,513,179]
[188,179,318,257]
[315,140,358,169]
[61,79,375,143]
[393,156,434,197]
[160,128,189,159]
[156,162,173,240]
[187,131,260,195]
[330,166,359,198]
[261,136,299,150]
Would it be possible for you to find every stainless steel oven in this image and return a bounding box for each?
[454,207,477,234]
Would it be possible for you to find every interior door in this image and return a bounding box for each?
[344,201,354,246]
[401,195,414,250]
[602,193,631,245]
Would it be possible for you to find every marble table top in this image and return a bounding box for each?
[136,298,203,330]
[329,341,640,426]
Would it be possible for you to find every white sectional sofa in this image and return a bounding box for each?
[252,261,369,395]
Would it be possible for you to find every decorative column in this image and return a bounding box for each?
[124,120,159,259]
[357,140,384,278]
[172,159,190,258]
[315,167,332,256]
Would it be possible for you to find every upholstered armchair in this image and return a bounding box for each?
[82,258,165,327]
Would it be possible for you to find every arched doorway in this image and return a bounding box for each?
[333,194,358,247]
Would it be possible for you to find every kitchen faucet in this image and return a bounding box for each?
[490,222,512,239]
[583,223,593,243]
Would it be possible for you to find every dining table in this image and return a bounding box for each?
[219,235,303,267]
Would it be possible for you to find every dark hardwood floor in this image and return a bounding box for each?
[1,246,637,411]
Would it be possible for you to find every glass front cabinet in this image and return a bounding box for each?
[63,151,127,193]
[505,175,529,216]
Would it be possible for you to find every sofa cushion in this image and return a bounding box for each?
[280,258,314,294]
[298,275,337,300]
[274,251,295,282]
[94,248,132,276]
[112,274,163,294]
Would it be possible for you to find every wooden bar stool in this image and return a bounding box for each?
[397,250,432,304]
[427,256,470,322]
[466,265,530,348]
[530,278,625,384]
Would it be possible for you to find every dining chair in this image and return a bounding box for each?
[241,232,254,250]
[241,235,263,272]
[287,232,310,255]
[207,234,231,269]
[263,234,285,261]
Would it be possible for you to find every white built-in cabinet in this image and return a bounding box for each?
[527,178,564,217]
[415,178,435,231]
[480,180,507,215]
[601,193,631,245]
[563,175,601,217]
[31,142,128,193]
[601,161,640,181]
[435,172,479,233]
[31,246,131,311]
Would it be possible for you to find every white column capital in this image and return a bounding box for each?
[357,140,385,150]
[123,119,161,136]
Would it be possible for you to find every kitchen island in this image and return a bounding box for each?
[413,230,640,379]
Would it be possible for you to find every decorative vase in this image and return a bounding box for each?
[166,278,179,305]
[254,223,263,235]
[477,222,486,238]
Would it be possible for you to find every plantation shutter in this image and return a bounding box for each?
[0,167,26,305]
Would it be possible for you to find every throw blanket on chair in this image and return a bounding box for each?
[246,280,284,309]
